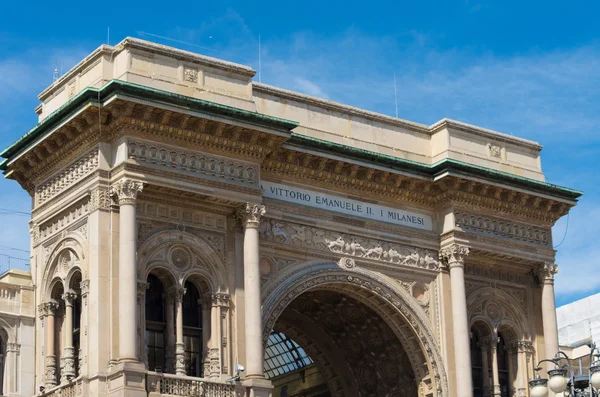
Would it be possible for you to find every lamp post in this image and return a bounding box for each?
[529,343,600,397]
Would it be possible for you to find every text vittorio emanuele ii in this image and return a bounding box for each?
[262,182,432,230]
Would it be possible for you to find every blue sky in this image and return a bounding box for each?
[0,0,598,306]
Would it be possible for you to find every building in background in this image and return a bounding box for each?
[0,269,35,397]
[0,37,581,397]
[557,293,600,376]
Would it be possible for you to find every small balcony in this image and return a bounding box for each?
[39,373,244,397]
[147,372,244,397]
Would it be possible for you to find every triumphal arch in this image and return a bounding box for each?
[0,38,581,397]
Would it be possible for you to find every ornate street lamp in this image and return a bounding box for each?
[529,343,600,397]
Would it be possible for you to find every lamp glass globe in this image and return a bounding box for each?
[591,370,600,389]
[531,384,549,397]
[548,374,568,393]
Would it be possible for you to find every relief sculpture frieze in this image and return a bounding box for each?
[259,218,440,271]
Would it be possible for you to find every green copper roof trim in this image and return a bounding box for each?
[287,133,582,200]
[1,79,299,162]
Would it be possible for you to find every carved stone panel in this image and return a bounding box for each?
[259,218,439,271]
[36,149,99,205]
[127,139,259,187]
[455,210,550,246]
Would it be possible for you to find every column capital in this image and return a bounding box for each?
[137,281,150,304]
[42,300,60,316]
[173,287,186,303]
[62,290,78,306]
[212,293,231,308]
[537,263,558,284]
[6,342,20,354]
[110,179,144,206]
[236,203,266,228]
[517,340,534,353]
[439,244,470,269]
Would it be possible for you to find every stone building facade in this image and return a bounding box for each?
[0,38,581,397]
[0,270,35,397]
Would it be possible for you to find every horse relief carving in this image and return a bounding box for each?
[260,219,439,270]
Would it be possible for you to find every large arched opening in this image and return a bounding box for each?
[262,261,448,397]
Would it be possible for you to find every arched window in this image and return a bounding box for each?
[51,282,65,383]
[497,334,509,397]
[470,331,484,397]
[183,281,202,377]
[146,275,166,371]
[70,272,82,378]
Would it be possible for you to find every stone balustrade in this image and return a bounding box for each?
[147,372,242,397]
[40,381,77,397]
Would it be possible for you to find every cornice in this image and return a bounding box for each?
[429,118,542,151]
[122,37,256,77]
[2,79,298,163]
[253,82,429,134]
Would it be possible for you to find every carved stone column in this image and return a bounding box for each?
[539,263,559,364]
[164,290,176,373]
[174,287,186,376]
[440,245,473,397]
[4,342,20,395]
[480,337,491,397]
[60,291,78,383]
[44,300,60,388]
[80,280,89,377]
[517,341,531,397]
[490,336,501,397]
[201,294,213,378]
[111,179,143,362]
[507,343,517,397]
[137,281,149,368]
[236,203,266,380]
[213,293,231,377]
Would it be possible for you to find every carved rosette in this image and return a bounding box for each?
[236,203,266,228]
[175,342,186,376]
[60,346,76,383]
[537,263,558,285]
[45,355,57,387]
[438,245,470,270]
[110,179,144,206]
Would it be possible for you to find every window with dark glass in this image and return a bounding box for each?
[497,335,510,397]
[470,332,484,397]
[146,275,166,372]
[183,281,202,377]
[73,292,81,377]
